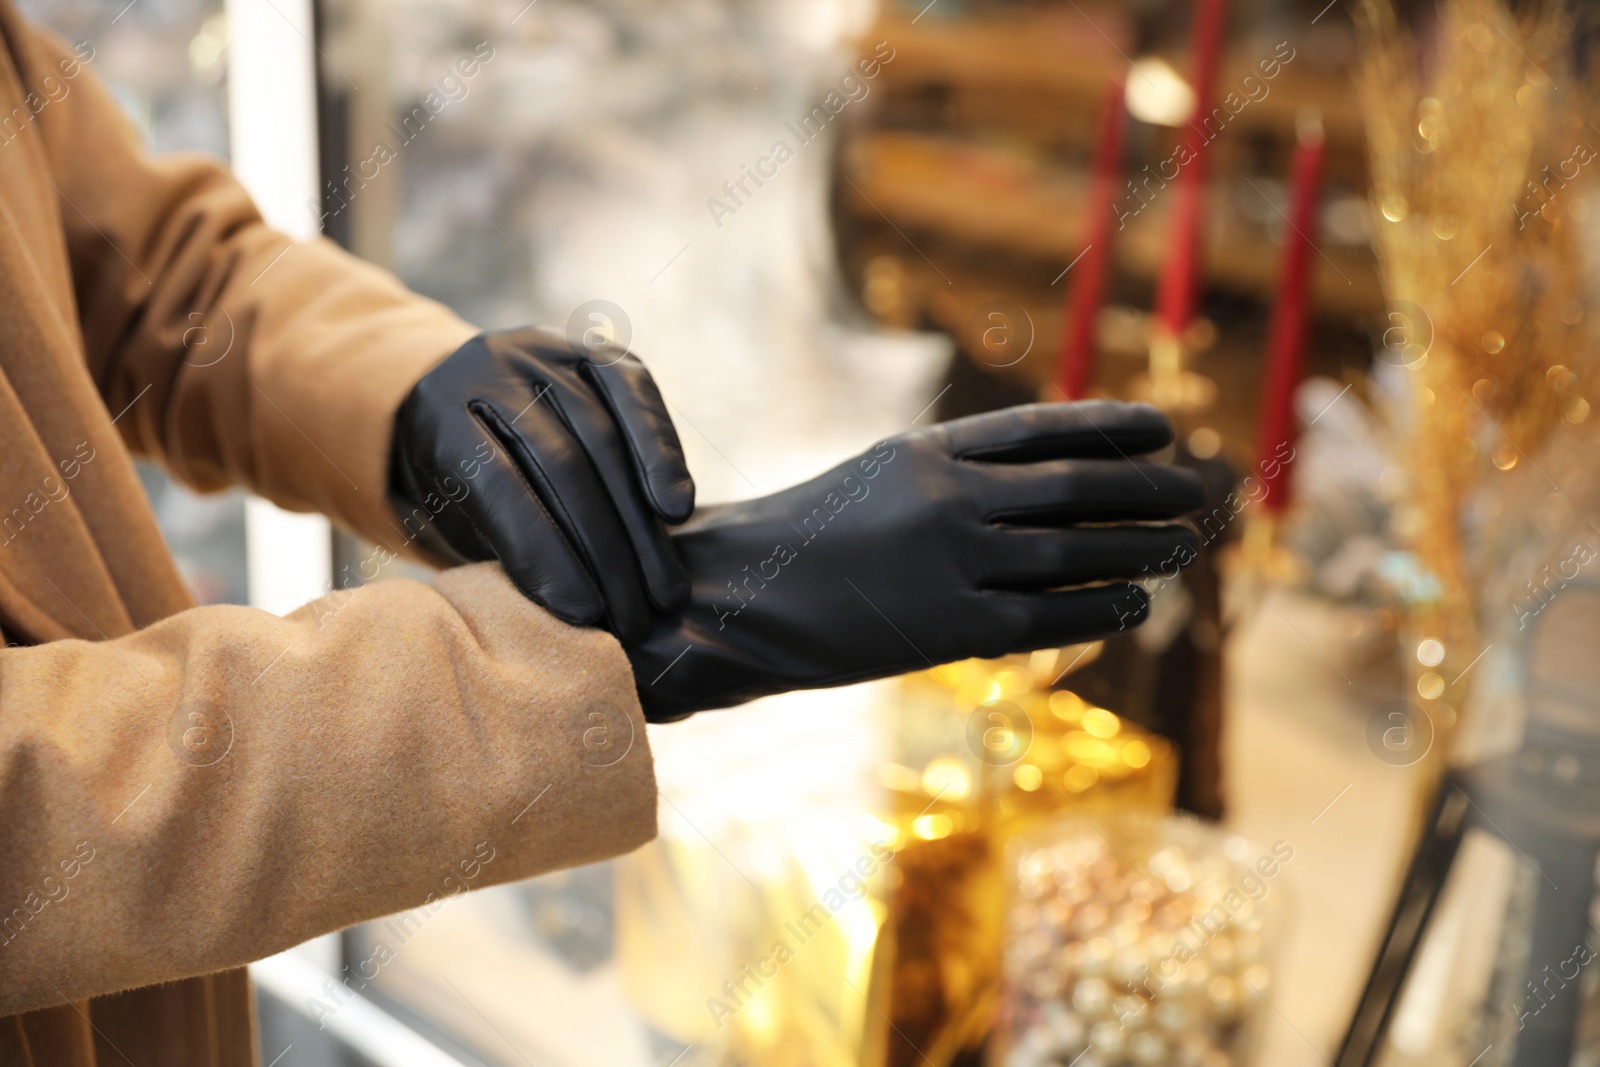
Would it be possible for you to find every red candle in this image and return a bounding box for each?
[1057,72,1129,401]
[1257,114,1325,513]
[1153,0,1230,342]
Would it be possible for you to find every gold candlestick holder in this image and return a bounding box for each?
[1131,326,1217,415]
[1237,509,1307,585]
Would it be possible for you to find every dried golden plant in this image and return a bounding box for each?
[1356,0,1599,718]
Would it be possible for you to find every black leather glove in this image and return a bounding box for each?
[627,401,1207,721]
[390,327,694,643]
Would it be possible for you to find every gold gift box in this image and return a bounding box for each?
[616,652,1176,1067]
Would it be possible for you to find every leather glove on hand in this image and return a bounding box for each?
[628,401,1206,722]
[390,327,694,643]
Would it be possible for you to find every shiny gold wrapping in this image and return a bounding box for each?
[617,652,1177,1066]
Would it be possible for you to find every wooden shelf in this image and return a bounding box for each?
[874,8,1364,156]
[875,6,1132,100]
[841,130,1382,318]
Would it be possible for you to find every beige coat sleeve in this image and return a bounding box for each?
[13,16,478,549]
[0,562,657,1018]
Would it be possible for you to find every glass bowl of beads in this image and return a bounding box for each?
[990,813,1290,1067]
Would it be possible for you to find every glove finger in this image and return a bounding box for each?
[584,357,696,523]
[474,396,655,642]
[988,582,1151,651]
[943,401,1174,463]
[978,458,1207,524]
[451,433,608,627]
[981,525,1197,590]
[529,371,690,614]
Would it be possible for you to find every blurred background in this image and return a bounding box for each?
[26,0,1600,1064]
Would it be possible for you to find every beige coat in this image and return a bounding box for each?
[0,8,658,1064]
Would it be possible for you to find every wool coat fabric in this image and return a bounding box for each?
[0,8,659,1065]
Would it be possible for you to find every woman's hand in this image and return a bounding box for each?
[626,401,1205,721]
[390,327,694,644]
